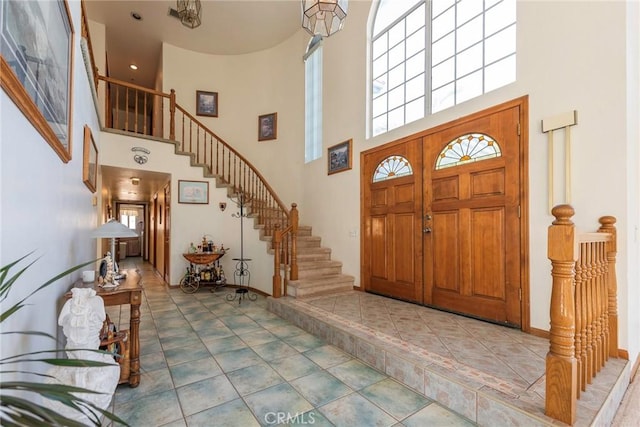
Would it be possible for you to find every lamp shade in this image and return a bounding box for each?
[91,219,138,238]
[302,0,348,37]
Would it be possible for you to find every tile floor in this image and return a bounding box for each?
[107,259,475,426]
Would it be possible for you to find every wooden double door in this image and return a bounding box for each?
[362,100,526,327]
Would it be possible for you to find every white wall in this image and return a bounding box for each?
[624,0,640,362]
[157,1,639,363]
[1,0,102,365]
[161,36,306,207]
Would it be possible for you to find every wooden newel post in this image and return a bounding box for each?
[546,204,578,425]
[598,215,618,358]
[290,203,299,281]
[169,89,176,141]
[272,224,282,298]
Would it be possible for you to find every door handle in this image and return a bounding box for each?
[423,227,432,234]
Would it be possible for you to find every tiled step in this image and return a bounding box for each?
[267,295,631,427]
[287,274,354,298]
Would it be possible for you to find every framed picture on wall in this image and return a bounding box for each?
[196,90,218,117]
[178,180,209,204]
[0,0,75,163]
[328,139,352,175]
[82,125,98,192]
[258,112,277,141]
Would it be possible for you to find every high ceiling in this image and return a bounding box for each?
[84,0,302,202]
[84,0,301,88]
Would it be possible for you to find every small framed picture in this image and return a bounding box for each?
[328,139,352,175]
[196,90,218,117]
[82,125,98,192]
[258,112,277,141]
[178,180,209,204]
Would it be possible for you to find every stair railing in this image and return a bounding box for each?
[546,204,618,425]
[272,204,299,298]
[80,0,99,90]
[96,75,293,247]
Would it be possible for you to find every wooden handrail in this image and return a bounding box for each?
[272,204,299,298]
[546,204,618,425]
[172,103,289,215]
[80,0,99,89]
[97,75,170,98]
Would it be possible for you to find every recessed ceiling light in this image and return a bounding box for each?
[129,64,138,70]
[131,11,142,21]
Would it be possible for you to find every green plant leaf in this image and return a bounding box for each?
[1,257,98,323]
[1,254,129,426]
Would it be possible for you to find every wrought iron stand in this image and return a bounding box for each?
[226,191,257,304]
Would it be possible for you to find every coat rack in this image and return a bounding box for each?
[226,189,257,304]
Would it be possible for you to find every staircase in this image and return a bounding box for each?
[255,219,355,298]
[275,225,354,298]
[97,75,354,299]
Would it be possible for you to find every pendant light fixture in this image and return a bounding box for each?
[301,0,348,37]
[176,0,202,29]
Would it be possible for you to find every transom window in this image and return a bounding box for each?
[371,0,516,137]
[373,155,414,182]
[435,132,501,169]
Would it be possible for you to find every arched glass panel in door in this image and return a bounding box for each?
[373,155,413,182]
[435,133,501,170]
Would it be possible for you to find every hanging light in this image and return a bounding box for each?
[301,0,348,37]
[176,0,202,29]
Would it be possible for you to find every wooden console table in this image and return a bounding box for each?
[68,269,142,387]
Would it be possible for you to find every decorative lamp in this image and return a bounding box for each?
[301,0,348,37]
[91,219,138,274]
[177,0,202,29]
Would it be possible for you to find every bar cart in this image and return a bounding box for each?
[180,251,227,293]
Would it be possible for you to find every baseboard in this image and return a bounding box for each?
[631,355,640,383]
[167,283,269,297]
[224,284,270,297]
[529,327,550,339]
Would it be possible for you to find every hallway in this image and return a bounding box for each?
[107,258,475,426]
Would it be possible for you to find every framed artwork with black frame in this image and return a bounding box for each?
[0,0,75,163]
[328,139,352,175]
[196,90,218,117]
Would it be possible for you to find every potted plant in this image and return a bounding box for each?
[0,253,128,426]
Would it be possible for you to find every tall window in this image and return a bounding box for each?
[305,36,323,163]
[371,0,516,137]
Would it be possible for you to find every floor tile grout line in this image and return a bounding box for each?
[112,259,479,426]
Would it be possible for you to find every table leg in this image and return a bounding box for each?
[129,301,141,387]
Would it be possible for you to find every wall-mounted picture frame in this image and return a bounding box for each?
[82,125,98,192]
[178,180,209,204]
[0,0,74,163]
[258,112,277,141]
[328,139,353,175]
[196,90,218,117]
